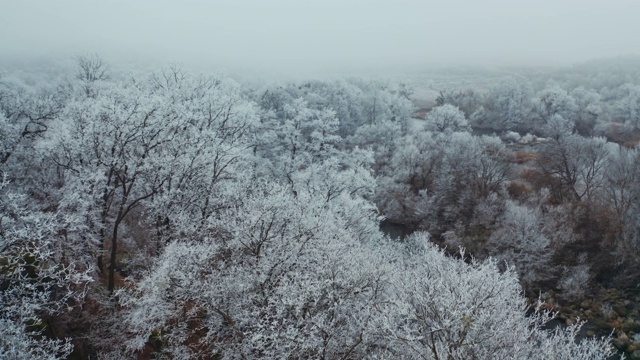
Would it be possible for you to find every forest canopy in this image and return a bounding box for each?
[3,55,640,359]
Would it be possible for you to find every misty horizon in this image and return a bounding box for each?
[2,0,640,78]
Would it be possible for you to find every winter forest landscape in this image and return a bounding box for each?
[3,1,640,359]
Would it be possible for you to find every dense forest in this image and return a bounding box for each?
[2,55,640,359]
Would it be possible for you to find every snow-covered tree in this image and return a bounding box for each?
[435,88,484,120]
[119,183,388,359]
[485,201,552,285]
[541,113,575,140]
[605,145,640,261]
[76,54,109,98]
[532,85,577,124]
[376,131,511,232]
[376,232,614,360]
[0,176,93,359]
[570,87,602,135]
[482,77,534,130]
[612,84,640,128]
[537,134,609,202]
[425,104,469,133]
[47,70,258,294]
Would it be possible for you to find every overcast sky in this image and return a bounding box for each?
[1,0,639,76]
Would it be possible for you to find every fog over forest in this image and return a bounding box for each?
[2,0,640,76]
[3,2,640,360]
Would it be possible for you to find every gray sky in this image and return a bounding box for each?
[1,0,640,76]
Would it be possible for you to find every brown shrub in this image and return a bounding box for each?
[507,180,533,200]
[514,151,537,164]
[519,167,542,184]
